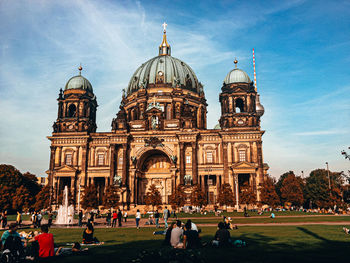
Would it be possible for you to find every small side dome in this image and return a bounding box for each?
[65,75,93,92]
[224,59,251,85]
[65,66,93,92]
[214,123,221,130]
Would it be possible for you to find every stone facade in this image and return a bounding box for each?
[47,29,268,209]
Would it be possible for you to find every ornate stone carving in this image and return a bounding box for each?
[144,137,164,148]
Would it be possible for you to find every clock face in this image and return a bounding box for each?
[237,119,244,125]
[158,71,163,76]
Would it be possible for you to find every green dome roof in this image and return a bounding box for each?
[65,75,93,92]
[127,55,201,96]
[224,68,251,85]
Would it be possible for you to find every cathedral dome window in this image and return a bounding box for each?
[97,153,105,166]
[206,151,213,163]
[68,104,77,117]
[235,98,244,113]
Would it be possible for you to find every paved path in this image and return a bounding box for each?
[3,217,350,230]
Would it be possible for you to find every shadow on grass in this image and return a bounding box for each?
[47,230,349,263]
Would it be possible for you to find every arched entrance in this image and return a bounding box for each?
[136,149,172,204]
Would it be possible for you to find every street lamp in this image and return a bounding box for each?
[326,162,331,190]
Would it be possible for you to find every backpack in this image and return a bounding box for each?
[1,235,24,263]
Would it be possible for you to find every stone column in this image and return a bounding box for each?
[249,142,253,163]
[110,144,116,184]
[191,142,198,184]
[234,173,239,210]
[122,143,128,186]
[223,143,229,183]
[49,146,56,187]
[179,143,185,185]
[81,145,88,186]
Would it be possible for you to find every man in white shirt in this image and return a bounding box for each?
[170,220,183,248]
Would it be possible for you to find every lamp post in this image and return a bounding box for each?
[77,177,82,213]
[326,162,331,190]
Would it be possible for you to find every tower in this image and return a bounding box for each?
[53,66,98,133]
[219,59,264,130]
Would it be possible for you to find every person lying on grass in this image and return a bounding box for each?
[55,242,88,256]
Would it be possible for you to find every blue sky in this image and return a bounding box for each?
[0,0,349,179]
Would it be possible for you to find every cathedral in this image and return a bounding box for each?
[47,24,268,209]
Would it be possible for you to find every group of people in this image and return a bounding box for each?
[106,209,128,227]
[160,219,201,249]
[0,222,91,261]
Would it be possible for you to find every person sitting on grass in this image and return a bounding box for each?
[270,212,275,219]
[55,242,88,256]
[82,223,103,245]
[212,222,231,247]
[183,221,201,249]
[158,222,176,246]
[170,220,183,248]
[28,224,54,259]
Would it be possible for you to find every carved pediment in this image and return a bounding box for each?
[144,137,164,148]
[231,162,257,170]
[55,165,78,173]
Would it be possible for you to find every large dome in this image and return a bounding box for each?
[127,55,200,95]
[65,74,93,92]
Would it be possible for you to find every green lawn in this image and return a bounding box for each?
[2,225,350,262]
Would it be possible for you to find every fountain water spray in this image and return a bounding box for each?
[56,186,74,225]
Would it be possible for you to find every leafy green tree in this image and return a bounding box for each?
[0,165,40,211]
[144,184,162,211]
[169,185,187,211]
[190,185,208,208]
[239,182,257,206]
[217,183,235,208]
[34,185,51,211]
[12,186,33,211]
[103,185,120,209]
[305,169,344,208]
[280,172,304,206]
[81,184,98,210]
[260,175,280,208]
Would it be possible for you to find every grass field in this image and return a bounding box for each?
[2,224,350,262]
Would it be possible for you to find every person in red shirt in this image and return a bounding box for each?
[112,210,117,228]
[30,224,54,258]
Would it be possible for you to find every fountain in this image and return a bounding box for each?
[55,186,75,225]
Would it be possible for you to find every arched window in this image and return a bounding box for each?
[206,151,213,163]
[166,105,172,120]
[239,149,246,162]
[97,153,105,166]
[68,104,76,117]
[65,153,73,165]
[186,155,191,164]
[235,98,244,113]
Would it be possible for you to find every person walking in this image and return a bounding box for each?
[78,210,83,227]
[117,209,122,227]
[48,212,53,227]
[37,211,43,227]
[106,210,111,227]
[2,210,8,229]
[154,210,160,228]
[16,211,22,227]
[135,209,141,229]
[163,206,169,228]
[112,210,117,227]
[123,211,128,223]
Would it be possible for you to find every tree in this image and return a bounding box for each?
[0,165,40,211]
[260,175,280,208]
[12,185,33,211]
[217,183,235,208]
[305,169,344,209]
[280,172,304,206]
[169,185,187,211]
[103,185,120,209]
[81,184,98,210]
[239,182,257,206]
[144,184,162,211]
[190,186,208,208]
[34,185,51,211]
